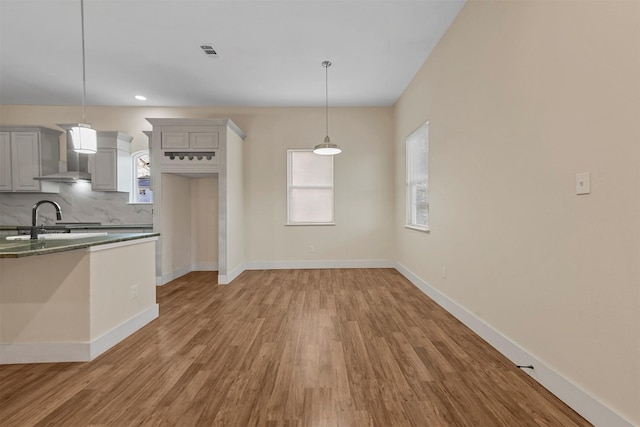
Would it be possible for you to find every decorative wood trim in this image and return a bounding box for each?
[163,151,216,160]
[146,118,245,139]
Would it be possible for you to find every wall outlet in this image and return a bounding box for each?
[441,267,447,279]
[131,285,138,299]
[308,245,315,253]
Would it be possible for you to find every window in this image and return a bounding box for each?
[287,149,334,225]
[406,122,429,230]
[131,150,153,203]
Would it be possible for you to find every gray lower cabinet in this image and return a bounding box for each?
[0,126,61,193]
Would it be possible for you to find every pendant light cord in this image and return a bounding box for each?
[322,60,331,139]
[325,62,329,138]
[80,0,87,123]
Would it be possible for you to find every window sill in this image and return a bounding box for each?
[286,223,336,226]
[405,224,429,233]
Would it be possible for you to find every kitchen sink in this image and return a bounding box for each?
[6,232,108,241]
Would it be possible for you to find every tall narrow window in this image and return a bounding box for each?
[287,149,334,225]
[406,122,429,231]
[131,150,153,203]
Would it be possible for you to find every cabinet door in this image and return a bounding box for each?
[161,132,189,149]
[11,132,41,191]
[92,149,117,191]
[0,132,11,191]
[190,132,219,149]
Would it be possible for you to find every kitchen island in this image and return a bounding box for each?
[0,233,159,364]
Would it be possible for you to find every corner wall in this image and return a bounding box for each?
[190,176,219,271]
[393,1,640,425]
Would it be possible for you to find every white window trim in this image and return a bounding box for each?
[286,149,335,226]
[130,150,153,204]
[406,121,429,232]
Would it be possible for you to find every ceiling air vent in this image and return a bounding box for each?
[200,44,219,57]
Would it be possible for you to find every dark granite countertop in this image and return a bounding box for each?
[0,224,153,232]
[0,233,160,258]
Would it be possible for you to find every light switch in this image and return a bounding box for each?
[576,172,590,195]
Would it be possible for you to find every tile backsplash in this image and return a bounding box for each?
[0,183,152,225]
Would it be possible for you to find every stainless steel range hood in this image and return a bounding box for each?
[35,127,91,182]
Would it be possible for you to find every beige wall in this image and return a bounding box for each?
[0,239,156,344]
[0,105,395,266]
[226,130,245,274]
[393,0,640,424]
[161,173,192,276]
[190,177,219,267]
[0,250,90,342]
[90,240,157,339]
[243,107,395,263]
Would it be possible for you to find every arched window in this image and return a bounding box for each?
[131,150,153,203]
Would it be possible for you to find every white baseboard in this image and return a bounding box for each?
[158,265,191,286]
[0,342,90,364]
[218,263,246,285]
[247,259,395,270]
[89,304,159,360]
[0,305,159,365]
[158,263,219,286]
[181,260,394,285]
[159,260,394,285]
[394,262,634,427]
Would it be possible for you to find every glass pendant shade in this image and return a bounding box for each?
[314,136,342,155]
[69,0,97,154]
[69,123,97,153]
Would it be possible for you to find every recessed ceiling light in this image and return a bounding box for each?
[134,95,147,101]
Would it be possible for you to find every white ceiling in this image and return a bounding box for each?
[0,0,465,107]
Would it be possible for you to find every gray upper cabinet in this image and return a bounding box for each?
[90,131,133,192]
[0,126,61,193]
[161,131,219,150]
[0,132,11,191]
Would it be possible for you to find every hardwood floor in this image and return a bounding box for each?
[0,269,590,426]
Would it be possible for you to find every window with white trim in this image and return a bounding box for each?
[406,122,429,230]
[287,149,334,225]
[131,150,153,204]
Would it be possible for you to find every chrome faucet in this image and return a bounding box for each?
[31,200,62,240]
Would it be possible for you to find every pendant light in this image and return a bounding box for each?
[69,0,97,154]
[313,60,342,155]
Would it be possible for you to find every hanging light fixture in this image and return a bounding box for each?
[69,0,97,154]
[313,60,342,155]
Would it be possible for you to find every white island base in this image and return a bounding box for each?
[0,237,158,364]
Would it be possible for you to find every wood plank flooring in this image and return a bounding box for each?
[0,269,590,426]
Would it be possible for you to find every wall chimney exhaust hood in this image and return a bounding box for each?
[35,126,91,182]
